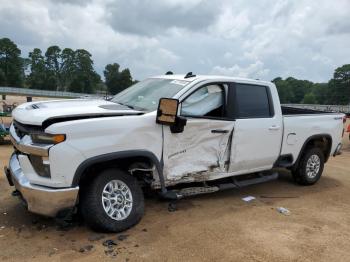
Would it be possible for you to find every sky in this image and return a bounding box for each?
[0,0,349,82]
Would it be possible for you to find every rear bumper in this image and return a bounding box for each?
[4,154,79,217]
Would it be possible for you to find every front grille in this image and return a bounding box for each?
[13,121,44,139]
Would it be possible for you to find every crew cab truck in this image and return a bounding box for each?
[4,73,344,232]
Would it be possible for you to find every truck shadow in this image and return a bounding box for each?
[157,169,343,211]
[0,170,343,234]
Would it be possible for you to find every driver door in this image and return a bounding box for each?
[162,83,235,181]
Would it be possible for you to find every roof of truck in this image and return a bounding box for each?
[152,74,272,86]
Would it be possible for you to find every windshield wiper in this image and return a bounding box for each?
[120,102,135,109]
[116,102,144,111]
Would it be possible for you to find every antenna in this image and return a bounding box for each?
[184,72,196,78]
[165,71,173,75]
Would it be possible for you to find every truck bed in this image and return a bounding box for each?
[280,109,344,165]
[281,106,331,115]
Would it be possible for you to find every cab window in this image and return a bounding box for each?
[235,84,273,118]
[181,84,226,118]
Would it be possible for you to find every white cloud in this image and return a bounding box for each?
[209,9,250,39]
[211,61,270,79]
[0,0,349,82]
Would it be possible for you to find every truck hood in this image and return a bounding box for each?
[12,99,143,126]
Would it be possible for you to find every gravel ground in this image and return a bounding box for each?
[0,119,349,262]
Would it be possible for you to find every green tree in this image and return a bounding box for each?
[104,63,133,95]
[285,77,313,103]
[119,68,133,89]
[0,69,5,85]
[104,63,121,94]
[302,93,316,104]
[310,83,328,104]
[0,38,135,94]
[0,38,23,86]
[27,48,46,89]
[273,77,318,104]
[45,45,62,90]
[328,64,350,105]
[272,77,295,103]
[61,48,76,91]
[68,49,101,93]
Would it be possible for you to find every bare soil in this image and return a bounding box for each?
[1,95,53,106]
[1,110,350,261]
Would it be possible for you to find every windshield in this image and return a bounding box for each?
[111,78,190,111]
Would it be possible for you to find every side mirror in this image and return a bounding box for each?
[156,98,187,133]
[156,98,179,126]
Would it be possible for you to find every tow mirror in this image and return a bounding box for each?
[156,98,179,126]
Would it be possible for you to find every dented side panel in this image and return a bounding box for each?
[163,118,235,182]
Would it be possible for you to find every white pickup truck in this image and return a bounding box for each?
[4,73,344,232]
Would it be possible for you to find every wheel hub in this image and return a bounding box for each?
[306,154,321,179]
[102,180,133,221]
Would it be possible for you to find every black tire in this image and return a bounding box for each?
[80,168,144,232]
[292,147,325,185]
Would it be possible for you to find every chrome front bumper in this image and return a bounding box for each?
[4,154,79,217]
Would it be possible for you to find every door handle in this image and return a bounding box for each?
[268,125,280,130]
[211,129,229,134]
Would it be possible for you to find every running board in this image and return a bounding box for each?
[178,186,219,198]
[160,172,279,200]
[160,186,220,200]
[233,172,279,188]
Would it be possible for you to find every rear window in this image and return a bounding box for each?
[236,84,272,118]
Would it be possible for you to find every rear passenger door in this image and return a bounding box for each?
[229,83,283,173]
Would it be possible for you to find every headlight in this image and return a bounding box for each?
[31,133,66,144]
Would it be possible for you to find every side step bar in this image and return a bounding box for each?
[232,172,278,188]
[160,172,279,200]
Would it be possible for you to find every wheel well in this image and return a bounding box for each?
[301,135,332,163]
[78,156,156,189]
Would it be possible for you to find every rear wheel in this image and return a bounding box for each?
[80,168,144,232]
[292,147,325,185]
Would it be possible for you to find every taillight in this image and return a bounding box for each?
[344,124,350,138]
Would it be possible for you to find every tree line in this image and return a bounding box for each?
[0,37,135,94]
[273,64,350,105]
[0,37,349,103]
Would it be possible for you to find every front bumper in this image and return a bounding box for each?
[4,154,79,217]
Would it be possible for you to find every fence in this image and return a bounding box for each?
[282,104,350,114]
[0,86,100,98]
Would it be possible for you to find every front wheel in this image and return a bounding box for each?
[292,147,325,185]
[80,168,144,232]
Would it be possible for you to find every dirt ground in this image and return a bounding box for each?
[1,108,350,261]
[1,95,54,106]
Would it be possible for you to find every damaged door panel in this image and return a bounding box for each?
[162,82,235,183]
[163,118,235,182]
